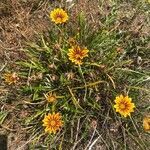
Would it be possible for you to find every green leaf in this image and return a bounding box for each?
[0,111,8,125]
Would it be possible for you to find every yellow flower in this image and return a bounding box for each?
[44,92,57,103]
[50,8,68,24]
[42,113,63,134]
[114,94,135,117]
[3,72,19,85]
[67,45,89,65]
[143,116,150,132]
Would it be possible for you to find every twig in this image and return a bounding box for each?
[88,136,100,150]
[0,125,16,132]
[85,126,97,150]
[0,62,7,72]
[16,132,39,150]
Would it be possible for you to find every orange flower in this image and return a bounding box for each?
[3,72,19,85]
[114,94,135,117]
[42,113,63,134]
[143,116,150,132]
[50,8,68,24]
[67,45,89,65]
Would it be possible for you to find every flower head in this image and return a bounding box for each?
[67,45,89,65]
[44,92,57,103]
[114,94,135,117]
[42,113,63,134]
[3,72,19,85]
[68,37,76,47]
[50,8,68,24]
[143,116,150,132]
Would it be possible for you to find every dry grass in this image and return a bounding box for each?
[0,0,49,63]
[0,0,50,149]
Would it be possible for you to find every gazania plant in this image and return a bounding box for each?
[50,8,68,24]
[44,91,57,103]
[68,45,89,65]
[3,72,19,85]
[114,94,135,117]
[143,116,150,132]
[3,1,149,149]
[42,113,63,134]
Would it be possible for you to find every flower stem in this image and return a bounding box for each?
[78,65,87,101]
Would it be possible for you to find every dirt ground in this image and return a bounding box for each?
[0,0,50,149]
